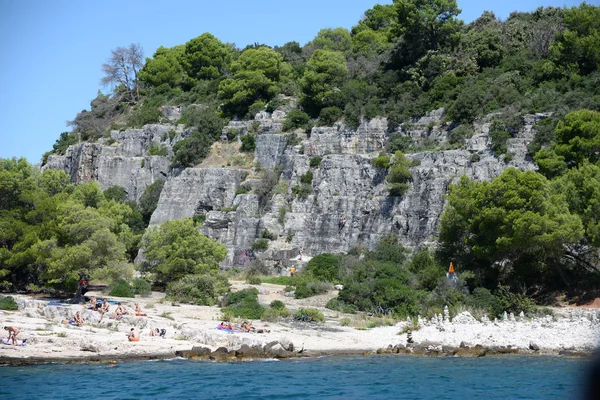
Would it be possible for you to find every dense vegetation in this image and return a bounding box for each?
[45,2,600,168]
[1,1,599,315]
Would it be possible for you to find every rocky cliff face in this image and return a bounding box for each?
[44,104,548,268]
[42,124,187,201]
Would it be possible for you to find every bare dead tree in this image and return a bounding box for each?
[101,43,144,103]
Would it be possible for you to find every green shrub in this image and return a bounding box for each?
[372,153,390,169]
[248,121,261,133]
[166,273,229,306]
[493,285,536,317]
[386,134,414,153]
[398,318,421,334]
[318,106,343,126]
[127,101,162,127]
[309,157,322,168]
[295,280,332,299]
[246,259,270,276]
[283,109,310,131]
[148,142,168,156]
[292,183,312,199]
[278,206,287,224]
[293,308,325,323]
[235,186,250,195]
[261,276,295,285]
[270,300,286,310]
[387,151,411,196]
[51,131,79,156]
[0,296,18,311]
[260,308,279,322]
[340,317,351,326]
[132,278,152,296]
[448,125,473,148]
[193,214,207,225]
[252,239,269,252]
[246,275,262,285]
[262,300,290,320]
[305,253,341,282]
[365,318,394,329]
[222,288,265,319]
[326,298,357,314]
[489,129,511,156]
[300,170,313,184]
[240,133,256,152]
[266,97,289,113]
[388,183,410,196]
[247,100,266,118]
[139,178,165,224]
[109,280,135,298]
[171,131,213,168]
[261,229,277,240]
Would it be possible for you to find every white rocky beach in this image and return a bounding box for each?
[1,282,599,365]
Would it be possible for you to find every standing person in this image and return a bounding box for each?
[74,272,88,303]
[274,261,283,276]
[338,215,346,233]
[290,266,296,278]
[4,326,20,346]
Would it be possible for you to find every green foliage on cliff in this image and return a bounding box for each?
[387,151,412,196]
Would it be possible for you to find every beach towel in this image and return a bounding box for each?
[1,338,26,346]
[217,325,239,333]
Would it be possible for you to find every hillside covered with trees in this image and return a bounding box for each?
[1,0,600,318]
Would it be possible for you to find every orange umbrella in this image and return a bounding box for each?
[448,262,455,274]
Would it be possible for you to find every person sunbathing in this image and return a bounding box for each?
[64,311,85,326]
[89,296,97,309]
[241,321,269,333]
[112,302,128,319]
[73,311,85,326]
[220,321,238,331]
[134,303,147,316]
[99,300,110,313]
[149,328,166,337]
[127,327,140,342]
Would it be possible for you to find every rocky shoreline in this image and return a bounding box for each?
[1,291,598,367]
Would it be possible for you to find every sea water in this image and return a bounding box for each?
[0,355,590,399]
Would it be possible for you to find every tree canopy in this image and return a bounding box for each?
[140,218,227,287]
[438,168,584,289]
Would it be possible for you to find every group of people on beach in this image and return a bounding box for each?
[219,321,270,333]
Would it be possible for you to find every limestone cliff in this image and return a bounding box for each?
[42,124,187,201]
[43,105,548,268]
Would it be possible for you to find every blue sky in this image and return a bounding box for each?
[0,0,591,163]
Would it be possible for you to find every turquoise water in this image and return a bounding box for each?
[0,355,590,399]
